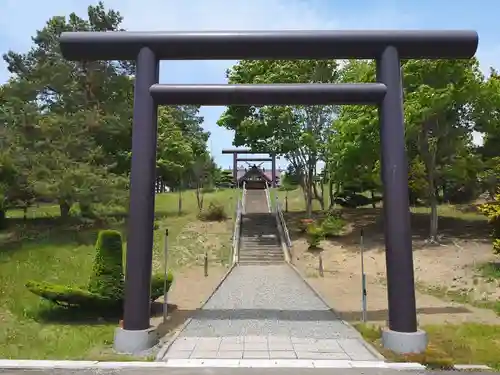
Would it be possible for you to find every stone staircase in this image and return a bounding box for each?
[238,189,284,265]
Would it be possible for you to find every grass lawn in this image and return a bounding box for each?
[0,188,238,360]
[356,323,500,370]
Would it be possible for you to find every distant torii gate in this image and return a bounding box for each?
[222,149,277,188]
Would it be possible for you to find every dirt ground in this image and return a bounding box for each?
[152,265,229,339]
[292,236,500,326]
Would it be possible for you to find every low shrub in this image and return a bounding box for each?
[26,281,118,310]
[298,218,315,233]
[278,184,298,191]
[201,186,216,194]
[479,196,500,254]
[321,216,346,237]
[334,192,373,208]
[26,229,175,313]
[306,224,324,249]
[150,271,174,302]
[198,201,227,221]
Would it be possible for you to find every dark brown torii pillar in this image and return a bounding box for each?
[59,29,478,354]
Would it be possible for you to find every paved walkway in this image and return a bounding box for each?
[160,264,381,361]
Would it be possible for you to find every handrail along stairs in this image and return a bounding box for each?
[231,181,246,264]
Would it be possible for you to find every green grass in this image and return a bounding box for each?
[479,262,500,281]
[0,188,238,360]
[355,323,500,370]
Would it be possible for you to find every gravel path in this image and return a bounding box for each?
[180,264,358,338]
[162,264,380,361]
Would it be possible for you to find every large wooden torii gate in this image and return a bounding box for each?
[59,29,478,355]
[222,148,277,187]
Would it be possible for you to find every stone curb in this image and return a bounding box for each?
[0,359,491,370]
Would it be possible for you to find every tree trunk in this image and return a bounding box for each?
[328,180,335,209]
[0,208,7,230]
[59,200,71,219]
[420,121,439,243]
[300,177,313,218]
[196,183,204,212]
[313,182,325,211]
[178,189,182,215]
[370,190,376,208]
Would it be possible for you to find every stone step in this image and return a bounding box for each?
[240,238,280,242]
[239,250,283,255]
[239,248,282,253]
[240,248,282,253]
[238,260,285,265]
[240,242,281,247]
[239,257,284,262]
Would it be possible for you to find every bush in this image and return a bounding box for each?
[334,191,373,208]
[198,201,227,221]
[150,271,174,302]
[321,216,346,237]
[306,224,324,249]
[88,230,124,298]
[201,186,216,194]
[26,229,175,312]
[298,218,315,233]
[479,196,500,254]
[278,184,298,191]
[26,281,117,309]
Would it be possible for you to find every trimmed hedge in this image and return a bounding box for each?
[88,230,124,298]
[151,271,174,302]
[26,229,174,311]
[26,281,117,309]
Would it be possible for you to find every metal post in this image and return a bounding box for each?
[123,47,159,331]
[285,190,289,213]
[204,252,208,277]
[318,252,324,277]
[271,154,277,188]
[163,228,169,323]
[233,153,238,187]
[377,46,417,333]
[360,228,367,323]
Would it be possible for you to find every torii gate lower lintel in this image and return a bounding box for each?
[59,30,478,355]
[222,148,277,187]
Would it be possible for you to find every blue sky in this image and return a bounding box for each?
[1,0,498,170]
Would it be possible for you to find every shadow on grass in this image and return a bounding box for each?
[0,217,127,256]
[0,209,181,256]
[337,306,471,322]
[31,301,177,326]
[283,207,491,253]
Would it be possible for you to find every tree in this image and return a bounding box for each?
[403,58,483,242]
[326,61,381,208]
[475,70,500,198]
[218,60,341,217]
[2,3,133,218]
[1,3,212,221]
